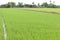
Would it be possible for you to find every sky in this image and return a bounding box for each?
[0,0,60,5]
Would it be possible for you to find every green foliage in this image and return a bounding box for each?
[6,2,16,8]
[48,3,57,8]
[0,2,60,8]
[17,2,23,7]
[41,2,57,8]
[0,4,7,8]
[41,2,48,8]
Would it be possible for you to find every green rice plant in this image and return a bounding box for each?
[0,17,3,40]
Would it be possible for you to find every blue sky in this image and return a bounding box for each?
[0,0,60,5]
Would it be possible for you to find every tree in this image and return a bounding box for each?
[7,2,16,8]
[32,2,37,8]
[0,4,7,8]
[37,3,40,7]
[18,2,23,7]
[50,0,52,4]
[32,2,35,5]
[24,4,31,8]
[48,3,56,8]
[41,2,48,7]
[38,3,40,6]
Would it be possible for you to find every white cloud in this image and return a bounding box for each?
[0,0,60,5]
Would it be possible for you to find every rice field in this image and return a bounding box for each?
[0,17,3,40]
[0,8,60,40]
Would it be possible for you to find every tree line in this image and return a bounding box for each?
[0,2,60,8]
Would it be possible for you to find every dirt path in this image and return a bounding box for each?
[2,16,7,40]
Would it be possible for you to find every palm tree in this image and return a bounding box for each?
[50,0,52,4]
[32,2,35,5]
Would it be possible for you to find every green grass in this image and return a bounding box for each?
[0,17,3,40]
[0,8,60,40]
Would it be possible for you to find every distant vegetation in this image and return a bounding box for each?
[0,1,60,8]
